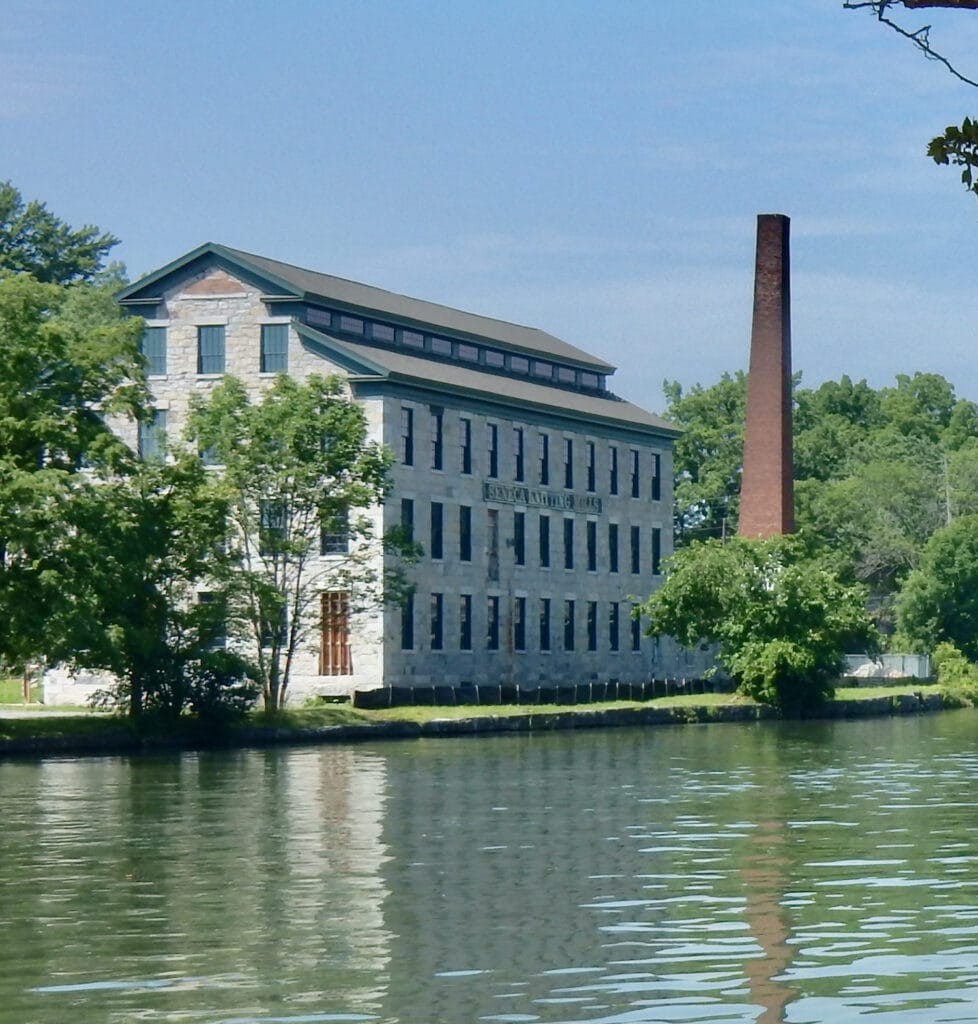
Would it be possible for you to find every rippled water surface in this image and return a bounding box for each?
[3,712,978,1023]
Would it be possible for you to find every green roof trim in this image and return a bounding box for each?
[299,324,679,439]
[294,322,390,378]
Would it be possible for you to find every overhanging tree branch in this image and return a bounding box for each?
[844,0,978,87]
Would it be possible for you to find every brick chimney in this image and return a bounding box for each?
[738,214,794,538]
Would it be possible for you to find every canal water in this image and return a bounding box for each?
[2,711,978,1024]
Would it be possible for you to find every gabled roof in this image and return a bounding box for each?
[296,323,679,438]
[118,242,614,372]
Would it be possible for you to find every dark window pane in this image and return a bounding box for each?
[338,315,364,335]
[260,323,288,372]
[197,325,225,374]
[141,326,167,375]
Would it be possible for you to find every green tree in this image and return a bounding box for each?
[895,515,978,658]
[0,272,145,670]
[37,456,254,720]
[188,374,398,711]
[0,182,119,284]
[640,537,878,713]
[663,372,746,542]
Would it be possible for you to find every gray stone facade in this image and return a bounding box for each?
[104,243,710,703]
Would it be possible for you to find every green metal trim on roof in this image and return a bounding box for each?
[294,322,390,378]
[300,323,680,439]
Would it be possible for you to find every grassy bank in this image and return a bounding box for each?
[0,683,945,750]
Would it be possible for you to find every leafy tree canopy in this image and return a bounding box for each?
[895,514,978,659]
[640,536,878,713]
[663,370,978,607]
[36,455,253,720]
[0,271,146,669]
[0,182,119,285]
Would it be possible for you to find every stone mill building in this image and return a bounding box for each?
[108,243,701,701]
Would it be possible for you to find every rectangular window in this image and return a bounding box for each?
[460,417,472,474]
[401,329,424,349]
[652,527,662,575]
[539,432,549,485]
[586,441,596,492]
[260,323,288,373]
[401,407,414,466]
[430,593,443,651]
[563,599,575,651]
[460,594,472,651]
[371,322,395,343]
[587,601,597,652]
[539,598,551,652]
[610,446,619,495]
[563,518,574,570]
[514,596,526,651]
[400,592,414,650]
[630,448,640,498]
[487,596,500,650]
[458,342,479,362]
[459,505,472,562]
[197,591,226,651]
[539,514,550,568]
[488,423,499,478]
[137,409,166,461]
[338,314,364,335]
[400,498,414,543]
[487,508,499,581]
[259,499,286,556]
[610,602,620,652]
[651,453,662,501]
[320,591,352,675]
[320,507,349,555]
[431,407,444,470]
[514,511,526,566]
[514,427,525,481]
[586,520,597,571]
[510,354,530,374]
[140,326,166,375]
[564,438,574,489]
[431,336,453,357]
[485,349,505,368]
[631,606,642,652]
[197,325,225,374]
[631,525,641,574]
[609,523,619,573]
[430,501,443,560]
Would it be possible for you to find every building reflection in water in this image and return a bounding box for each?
[3,749,395,1022]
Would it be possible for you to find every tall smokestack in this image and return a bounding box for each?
[738,214,794,538]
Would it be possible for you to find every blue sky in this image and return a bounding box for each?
[4,0,978,412]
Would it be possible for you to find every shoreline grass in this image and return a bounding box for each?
[0,682,946,749]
